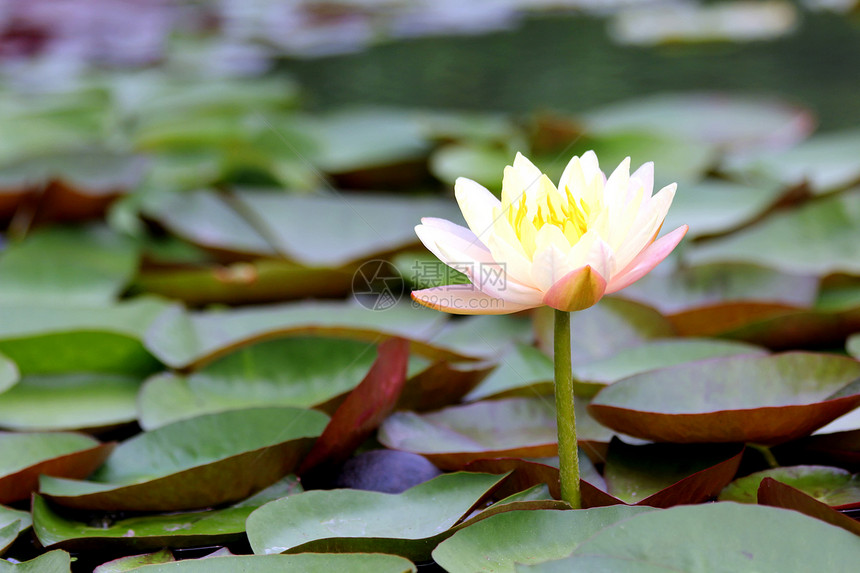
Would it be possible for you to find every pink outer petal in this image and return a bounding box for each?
[411,286,539,315]
[542,265,608,312]
[605,225,689,294]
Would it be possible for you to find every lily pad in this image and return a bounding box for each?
[94,549,174,572]
[535,298,676,364]
[584,92,814,151]
[0,373,140,432]
[688,190,860,275]
[431,505,655,573]
[848,334,860,359]
[429,315,534,362]
[757,477,860,537]
[137,337,382,430]
[429,143,514,192]
[230,190,463,267]
[465,344,553,402]
[0,225,139,305]
[603,439,744,506]
[0,432,112,504]
[0,550,71,572]
[723,127,860,192]
[33,476,303,551]
[377,398,558,470]
[246,472,506,561]
[588,352,860,443]
[90,554,416,573]
[0,297,167,375]
[719,465,860,509]
[536,503,860,571]
[143,301,448,371]
[40,407,328,511]
[0,504,32,554]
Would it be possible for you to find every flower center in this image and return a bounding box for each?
[504,184,597,258]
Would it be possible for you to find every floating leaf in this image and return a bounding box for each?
[757,478,860,537]
[395,359,493,412]
[33,476,302,551]
[0,226,139,305]
[0,373,140,432]
[0,298,167,376]
[465,344,553,402]
[429,315,534,362]
[230,190,463,267]
[584,93,813,152]
[0,432,112,504]
[137,337,381,430]
[429,143,513,192]
[589,353,860,443]
[535,298,675,364]
[724,127,860,192]
[0,549,71,572]
[89,553,416,573]
[143,301,448,371]
[0,504,31,554]
[432,505,655,573]
[378,398,557,470]
[93,549,174,572]
[688,190,860,275]
[537,503,860,571]
[0,355,18,396]
[299,338,410,473]
[246,472,506,561]
[603,439,744,506]
[40,407,328,511]
[848,334,860,359]
[719,465,860,509]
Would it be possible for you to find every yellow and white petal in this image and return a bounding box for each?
[534,223,571,257]
[486,233,536,286]
[630,161,654,199]
[530,243,571,292]
[420,217,486,245]
[411,286,539,315]
[603,157,631,211]
[606,225,688,294]
[565,230,614,281]
[415,222,494,270]
[614,182,677,270]
[455,177,502,241]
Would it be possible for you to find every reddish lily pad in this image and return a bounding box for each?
[246,472,507,561]
[757,478,860,537]
[395,359,494,412]
[33,476,302,552]
[39,407,328,511]
[142,301,450,371]
[720,465,860,509]
[377,398,558,470]
[589,352,860,444]
[0,432,113,504]
[299,338,409,474]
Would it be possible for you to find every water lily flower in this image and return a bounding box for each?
[412,151,688,314]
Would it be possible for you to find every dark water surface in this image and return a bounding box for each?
[282,11,860,132]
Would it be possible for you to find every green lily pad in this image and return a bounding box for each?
[0,432,112,504]
[246,472,506,561]
[719,465,860,508]
[535,298,676,365]
[429,315,534,362]
[0,504,31,554]
[91,554,416,573]
[378,398,558,470]
[724,127,860,192]
[0,373,140,432]
[33,476,302,551]
[589,352,860,444]
[757,477,860,538]
[465,344,553,402]
[0,297,167,376]
[93,549,174,572]
[572,338,767,391]
[431,505,655,573]
[848,333,860,359]
[143,301,449,371]
[137,337,382,430]
[688,190,860,275]
[429,143,514,192]
[0,226,139,305]
[603,440,744,505]
[0,354,18,396]
[40,407,328,511]
[584,93,813,151]
[535,503,860,571]
[230,190,463,267]
[0,550,71,572]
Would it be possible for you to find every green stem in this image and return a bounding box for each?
[553,309,581,509]
[750,443,780,469]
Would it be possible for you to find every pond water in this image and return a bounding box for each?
[282,11,860,131]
